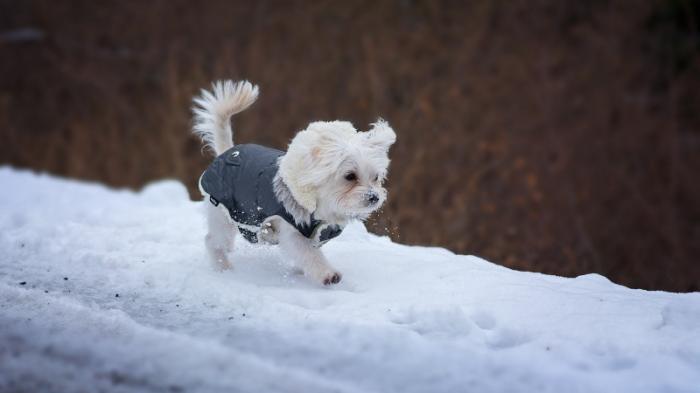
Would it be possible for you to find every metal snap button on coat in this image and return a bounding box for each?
[225,149,242,166]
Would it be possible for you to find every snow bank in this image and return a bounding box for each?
[1,167,698,393]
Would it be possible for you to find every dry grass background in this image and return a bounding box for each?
[1,0,698,291]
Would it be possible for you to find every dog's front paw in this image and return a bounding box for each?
[301,262,342,286]
[322,271,342,286]
[307,266,343,286]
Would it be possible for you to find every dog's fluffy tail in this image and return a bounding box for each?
[192,80,259,156]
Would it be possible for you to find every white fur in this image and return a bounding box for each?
[204,201,237,271]
[192,80,259,155]
[192,80,396,285]
[277,120,396,223]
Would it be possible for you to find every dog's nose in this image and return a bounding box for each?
[366,192,379,205]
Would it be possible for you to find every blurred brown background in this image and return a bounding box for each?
[1,0,699,291]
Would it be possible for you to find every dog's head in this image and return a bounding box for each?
[278,119,396,223]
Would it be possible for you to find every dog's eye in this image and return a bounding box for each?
[373,175,379,182]
[345,172,357,181]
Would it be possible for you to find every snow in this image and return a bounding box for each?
[1,167,699,393]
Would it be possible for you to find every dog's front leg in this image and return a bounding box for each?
[275,220,342,285]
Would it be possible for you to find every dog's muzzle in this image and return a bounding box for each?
[365,192,380,206]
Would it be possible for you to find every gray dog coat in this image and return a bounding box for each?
[199,144,343,246]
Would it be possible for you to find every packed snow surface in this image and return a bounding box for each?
[1,167,699,393]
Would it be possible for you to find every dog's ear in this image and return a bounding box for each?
[363,119,396,152]
[278,121,356,213]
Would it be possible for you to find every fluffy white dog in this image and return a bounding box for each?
[192,80,396,285]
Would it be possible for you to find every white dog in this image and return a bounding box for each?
[192,80,396,285]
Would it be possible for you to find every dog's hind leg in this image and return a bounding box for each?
[204,201,237,271]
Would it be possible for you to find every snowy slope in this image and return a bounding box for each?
[1,167,699,393]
